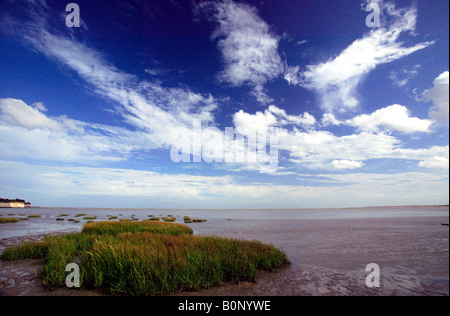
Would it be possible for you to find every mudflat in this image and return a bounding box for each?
[1,215,448,296]
[181,215,449,296]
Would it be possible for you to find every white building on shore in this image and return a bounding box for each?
[0,197,31,208]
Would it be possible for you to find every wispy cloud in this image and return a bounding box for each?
[5,0,220,155]
[286,1,433,113]
[198,0,285,105]
[388,64,421,88]
[0,98,150,163]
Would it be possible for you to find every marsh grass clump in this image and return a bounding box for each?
[1,221,289,296]
[192,219,207,223]
[75,214,87,217]
[83,216,97,220]
[82,220,193,236]
[27,215,41,218]
[0,217,19,223]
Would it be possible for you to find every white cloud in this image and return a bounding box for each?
[0,98,61,130]
[0,98,151,163]
[419,157,449,169]
[202,0,284,104]
[283,66,301,86]
[330,160,365,170]
[233,105,316,135]
[388,64,421,88]
[267,105,316,127]
[1,160,447,208]
[346,104,433,134]
[183,119,449,172]
[233,109,277,135]
[303,160,365,171]
[12,6,220,153]
[288,2,433,113]
[394,145,449,170]
[321,113,343,127]
[282,130,400,164]
[426,71,449,124]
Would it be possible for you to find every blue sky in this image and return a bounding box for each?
[0,0,448,208]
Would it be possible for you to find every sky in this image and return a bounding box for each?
[0,0,448,209]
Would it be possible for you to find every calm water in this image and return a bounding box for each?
[1,206,448,239]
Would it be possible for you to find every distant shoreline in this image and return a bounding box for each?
[20,205,450,211]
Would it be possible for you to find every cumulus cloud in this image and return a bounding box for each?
[426,71,449,124]
[347,104,433,134]
[321,113,343,127]
[233,105,315,135]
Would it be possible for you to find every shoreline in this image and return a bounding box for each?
[9,205,449,211]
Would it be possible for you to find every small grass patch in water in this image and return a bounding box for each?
[0,217,19,223]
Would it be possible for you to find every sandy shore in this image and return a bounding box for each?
[1,215,448,296]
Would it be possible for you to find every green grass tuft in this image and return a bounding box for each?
[1,221,289,296]
[0,217,19,223]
